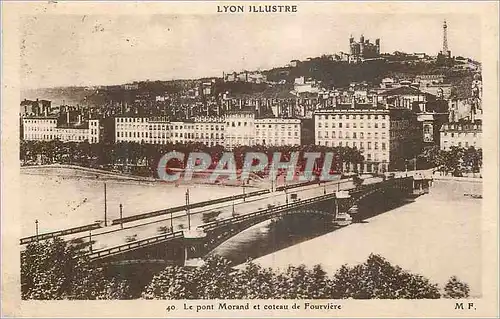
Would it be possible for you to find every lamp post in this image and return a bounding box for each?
[104,182,108,227]
[186,189,191,230]
[242,181,246,202]
[232,196,235,217]
[170,211,174,232]
[119,203,123,229]
[89,230,93,253]
[35,219,39,241]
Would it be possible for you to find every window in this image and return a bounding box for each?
[339,123,343,128]
[353,132,357,138]
[368,142,372,150]
[375,142,378,150]
[382,143,386,150]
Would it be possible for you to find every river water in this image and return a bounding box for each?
[211,179,482,297]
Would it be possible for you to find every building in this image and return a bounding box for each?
[349,35,381,59]
[148,117,171,145]
[224,110,256,149]
[379,86,435,109]
[194,116,225,147]
[255,117,301,147]
[20,99,52,117]
[115,116,150,143]
[440,121,482,150]
[22,116,100,143]
[223,71,267,83]
[314,99,420,173]
[415,100,449,146]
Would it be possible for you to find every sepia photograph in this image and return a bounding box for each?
[1,1,499,318]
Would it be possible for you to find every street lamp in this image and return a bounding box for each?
[186,189,191,230]
[232,196,235,217]
[119,203,123,229]
[104,182,108,227]
[242,181,246,202]
[170,211,174,232]
[35,219,39,241]
[89,230,93,253]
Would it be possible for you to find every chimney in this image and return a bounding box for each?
[372,95,377,108]
[77,114,82,125]
[66,110,70,124]
[351,96,356,109]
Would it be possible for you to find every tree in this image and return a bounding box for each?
[331,254,441,299]
[142,266,196,299]
[21,238,131,300]
[231,260,276,299]
[191,255,235,299]
[443,276,470,299]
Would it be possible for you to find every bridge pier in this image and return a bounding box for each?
[183,229,208,267]
[333,191,353,226]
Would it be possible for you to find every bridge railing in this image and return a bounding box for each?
[86,230,184,261]
[200,191,337,232]
[20,222,102,245]
[111,189,270,225]
[275,178,351,192]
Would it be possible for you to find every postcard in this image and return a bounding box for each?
[1,1,498,317]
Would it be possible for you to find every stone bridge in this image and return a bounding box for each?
[87,176,431,268]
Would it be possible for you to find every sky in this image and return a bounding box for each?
[20,13,481,89]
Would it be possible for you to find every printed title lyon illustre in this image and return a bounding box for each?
[217,4,298,13]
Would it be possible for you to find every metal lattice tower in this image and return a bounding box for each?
[442,20,448,53]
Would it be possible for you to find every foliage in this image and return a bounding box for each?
[142,254,449,300]
[331,254,441,299]
[419,145,482,175]
[231,260,276,299]
[142,265,195,299]
[191,255,235,299]
[20,140,365,178]
[21,237,131,300]
[443,276,470,299]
